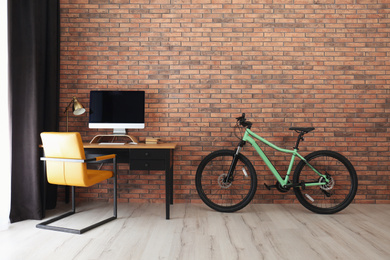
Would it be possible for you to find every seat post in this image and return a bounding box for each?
[293,132,305,150]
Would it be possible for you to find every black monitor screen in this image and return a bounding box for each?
[89,91,145,125]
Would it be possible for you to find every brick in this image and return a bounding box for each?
[58,0,390,205]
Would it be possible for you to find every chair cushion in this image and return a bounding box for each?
[84,169,113,187]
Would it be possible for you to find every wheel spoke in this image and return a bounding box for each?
[196,150,257,212]
[294,150,357,214]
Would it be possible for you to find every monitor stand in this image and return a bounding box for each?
[90,134,139,144]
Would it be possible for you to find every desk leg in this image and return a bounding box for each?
[169,167,173,205]
[170,153,174,205]
[165,150,174,219]
[165,168,170,219]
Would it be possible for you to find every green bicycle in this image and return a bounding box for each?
[195,113,358,214]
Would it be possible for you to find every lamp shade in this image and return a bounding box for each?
[72,98,86,115]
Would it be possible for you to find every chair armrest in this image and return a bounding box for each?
[40,157,85,163]
[93,154,116,162]
[40,154,116,163]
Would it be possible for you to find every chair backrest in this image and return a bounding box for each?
[41,132,88,186]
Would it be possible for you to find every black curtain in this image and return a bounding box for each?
[8,0,59,223]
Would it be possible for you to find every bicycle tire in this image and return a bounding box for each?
[195,150,257,212]
[293,150,358,214]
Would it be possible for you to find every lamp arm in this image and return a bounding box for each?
[64,98,75,114]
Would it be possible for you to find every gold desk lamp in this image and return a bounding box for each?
[64,97,86,132]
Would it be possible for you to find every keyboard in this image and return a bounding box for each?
[98,142,138,145]
[98,142,126,145]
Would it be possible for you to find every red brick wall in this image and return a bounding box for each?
[59,0,390,204]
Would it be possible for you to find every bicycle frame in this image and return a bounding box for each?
[240,129,329,187]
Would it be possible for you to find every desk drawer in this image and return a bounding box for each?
[85,149,129,164]
[130,160,165,170]
[129,149,167,160]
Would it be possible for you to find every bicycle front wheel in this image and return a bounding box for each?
[293,150,358,214]
[195,150,257,212]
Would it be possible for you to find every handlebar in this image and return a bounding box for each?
[236,113,252,129]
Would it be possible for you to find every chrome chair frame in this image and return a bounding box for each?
[36,156,117,234]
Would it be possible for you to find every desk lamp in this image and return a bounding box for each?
[64,96,86,132]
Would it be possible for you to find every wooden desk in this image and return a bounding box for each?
[83,142,177,219]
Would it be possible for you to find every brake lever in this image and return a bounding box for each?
[236,113,245,121]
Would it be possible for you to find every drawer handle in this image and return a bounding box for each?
[145,152,149,156]
[145,163,149,167]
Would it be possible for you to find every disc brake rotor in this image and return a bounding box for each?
[320,176,334,191]
[218,174,232,189]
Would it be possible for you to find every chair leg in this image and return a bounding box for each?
[36,164,118,234]
[36,186,80,234]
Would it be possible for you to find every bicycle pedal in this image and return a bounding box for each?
[264,183,276,190]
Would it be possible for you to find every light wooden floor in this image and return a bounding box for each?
[1,203,390,260]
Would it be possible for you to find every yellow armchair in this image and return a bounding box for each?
[37,132,117,234]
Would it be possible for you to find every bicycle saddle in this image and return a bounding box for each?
[289,127,315,133]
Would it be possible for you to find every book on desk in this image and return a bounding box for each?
[145,137,160,144]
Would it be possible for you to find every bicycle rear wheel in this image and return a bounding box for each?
[195,150,257,212]
[293,150,358,214]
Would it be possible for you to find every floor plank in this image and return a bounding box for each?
[1,203,390,260]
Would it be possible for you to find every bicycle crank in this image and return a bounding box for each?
[276,182,290,193]
[264,182,291,193]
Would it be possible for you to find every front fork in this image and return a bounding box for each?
[225,140,246,182]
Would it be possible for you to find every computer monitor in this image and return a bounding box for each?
[88,90,145,135]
